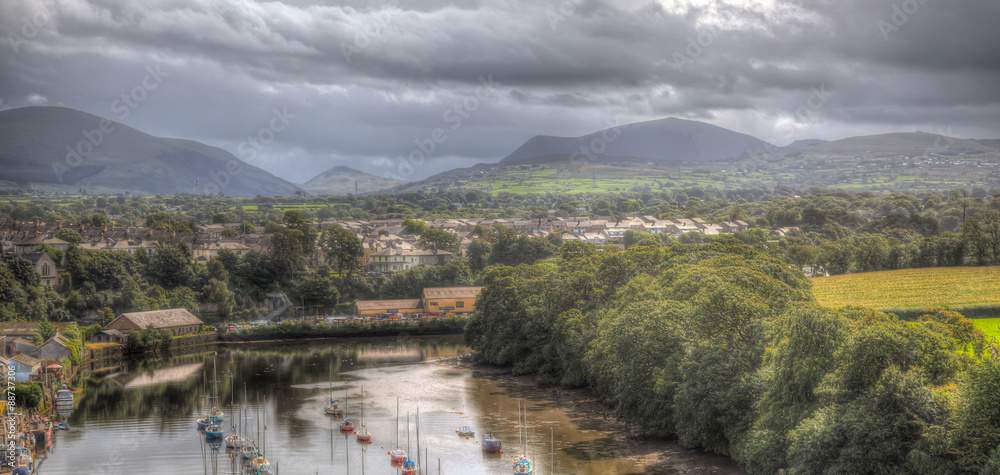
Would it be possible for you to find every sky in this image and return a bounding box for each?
[1,0,998,183]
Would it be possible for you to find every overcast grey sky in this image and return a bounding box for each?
[1,0,997,182]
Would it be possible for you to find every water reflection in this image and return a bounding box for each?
[34,336,739,475]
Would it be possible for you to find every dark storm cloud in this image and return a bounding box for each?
[0,0,997,182]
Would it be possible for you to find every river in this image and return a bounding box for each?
[33,335,742,475]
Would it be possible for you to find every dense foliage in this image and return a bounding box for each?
[465,239,996,473]
[12,382,42,409]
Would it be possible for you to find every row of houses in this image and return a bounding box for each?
[2,215,755,278]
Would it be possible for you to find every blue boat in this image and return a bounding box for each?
[205,422,224,439]
[482,433,502,453]
[513,455,534,474]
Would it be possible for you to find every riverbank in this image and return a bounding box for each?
[447,355,745,474]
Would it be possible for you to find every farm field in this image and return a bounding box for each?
[811,267,1000,310]
[974,318,1000,342]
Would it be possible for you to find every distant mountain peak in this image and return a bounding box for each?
[0,106,302,196]
[499,117,773,165]
[301,165,406,195]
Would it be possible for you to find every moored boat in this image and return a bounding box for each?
[12,447,33,475]
[356,384,372,442]
[402,457,420,474]
[389,397,407,464]
[482,433,503,453]
[26,417,52,442]
[340,416,355,433]
[456,425,475,438]
[55,386,74,413]
[205,422,224,439]
[513,455,534,474]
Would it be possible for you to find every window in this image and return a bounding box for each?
[429,302,438,306]
[456,301,464,308]
[41,264,50,276]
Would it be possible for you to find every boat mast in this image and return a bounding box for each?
[407,411,411,456]
[396,397,400,449]
[416,407,420,468]
[518,399,522,451]
[256,393,261,453]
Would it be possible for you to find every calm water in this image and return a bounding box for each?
[33,336,735,475]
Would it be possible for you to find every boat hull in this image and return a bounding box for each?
[389,449,408,464]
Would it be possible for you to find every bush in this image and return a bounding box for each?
[13,382,42,409]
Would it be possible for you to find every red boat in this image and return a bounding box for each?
[389,447,408,464]
[340,418,355,433]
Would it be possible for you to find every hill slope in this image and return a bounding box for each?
[796,132,995,157]
[0,106,302,196]
[301,166,407,195]
[499,117,773,165]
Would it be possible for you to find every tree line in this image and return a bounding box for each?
[465,238,1000,473]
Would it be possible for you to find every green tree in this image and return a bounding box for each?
[402,219,428,236]
[321,225,364,274]
[466,239,491,274]
[419,228,460,254]
[147,245,194,289]
[12,382,42,409]
[201,278,235,318]
[7,256,39,286]
[34,320,57,344]
[951,358,1000,471]
[97,306,116,326]
[961,217,990,265]
[296,274,340,308]
[55,228,82,245]
[269,228,305,282]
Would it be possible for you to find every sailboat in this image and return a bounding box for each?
[204,359,224,439]
[339,389,355,433]
[512,400,534,475]
[240,383,258,459]
[355,385,371,443]
[401,410,419,475]
[250,393,273,473]
[324,367,343,416]
[388,397,408,464]
[225,376,251,450]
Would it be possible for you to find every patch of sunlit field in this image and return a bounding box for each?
[811,267,1000,310]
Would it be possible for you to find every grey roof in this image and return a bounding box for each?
[116,309,203,329]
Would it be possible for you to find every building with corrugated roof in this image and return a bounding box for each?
[106,309,204,336]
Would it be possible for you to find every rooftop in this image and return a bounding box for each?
[115,309,204,329]
[422,286,485,300]
[354,299,423,311]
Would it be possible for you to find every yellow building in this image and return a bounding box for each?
[354,299,424,316]
[421,287,484,315]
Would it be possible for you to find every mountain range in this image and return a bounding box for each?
[0,107,302,196]
[1,106,997,196]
